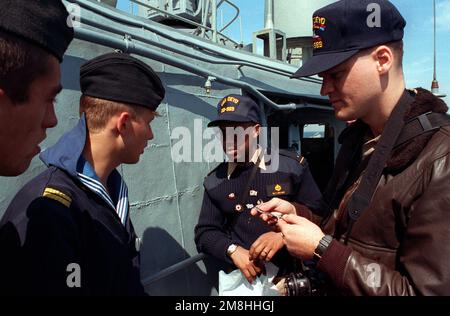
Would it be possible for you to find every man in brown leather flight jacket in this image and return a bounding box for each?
[252,0,450,295]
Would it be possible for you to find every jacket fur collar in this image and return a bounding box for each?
[387,88,448,172]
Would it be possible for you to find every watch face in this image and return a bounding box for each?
[227,244,237,255]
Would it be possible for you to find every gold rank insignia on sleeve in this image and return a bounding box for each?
[42,187,72,208]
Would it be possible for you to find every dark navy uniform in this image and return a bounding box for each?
[195,151,322,269]
[194,94,322,272]
[0,118,144,296]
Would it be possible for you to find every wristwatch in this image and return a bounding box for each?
[226,243,238,257]
[313,235,333,261]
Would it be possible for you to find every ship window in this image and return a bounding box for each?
[300,123,335,193]
[303,124,325,139]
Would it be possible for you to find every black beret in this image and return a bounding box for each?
[0,0,74,62]
[80,52,165,111]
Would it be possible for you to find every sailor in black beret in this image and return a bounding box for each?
[0,52,165,295]
[80,52,165,111]
[0,0,74,176]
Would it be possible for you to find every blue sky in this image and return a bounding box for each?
[117,0,450,106]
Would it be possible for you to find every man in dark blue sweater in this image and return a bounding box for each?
[194,94,322,284]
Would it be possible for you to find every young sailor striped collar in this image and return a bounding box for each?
[39,116,129,225]
[76,157,129,226]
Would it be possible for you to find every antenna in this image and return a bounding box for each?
[239,16,243,45]
[431,0,446,98]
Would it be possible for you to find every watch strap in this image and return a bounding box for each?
[313,235,333,261]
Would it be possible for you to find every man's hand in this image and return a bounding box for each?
[277,214,325,260]
[250,198,296,225]
[230,246,263,283]
[249,231,284,262]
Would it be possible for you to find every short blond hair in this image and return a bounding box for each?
[79,95,159,133]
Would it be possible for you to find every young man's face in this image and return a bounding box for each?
[319,50,380,122]
[218,122,259,162]
[122,108,155,164]
[0,55,61,176]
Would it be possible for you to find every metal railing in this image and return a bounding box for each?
[69,0,329,109]
[75,27,301,110]
[78,15,298,79]
[70,0,324,83]
[217,0,240,33]
[129,0,240,46]
[66,0,322,84]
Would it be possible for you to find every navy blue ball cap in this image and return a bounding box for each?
[0,0,74,62]
[207,94,262,127]
[80,52,165,111]
[292,0,406,78]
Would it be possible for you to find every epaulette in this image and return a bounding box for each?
[42,187,72,208]
[279,149,306,166]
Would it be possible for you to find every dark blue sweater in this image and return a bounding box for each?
[194,153,322,267]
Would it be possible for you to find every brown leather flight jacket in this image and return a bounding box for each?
[306,89,450,295]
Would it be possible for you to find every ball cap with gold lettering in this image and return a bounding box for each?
[292,0,406,78]
[207,94,262,127]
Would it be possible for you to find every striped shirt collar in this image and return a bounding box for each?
[40,115,129,226]
[76,155,129,226]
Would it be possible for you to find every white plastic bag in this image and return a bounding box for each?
[218,262,281,296]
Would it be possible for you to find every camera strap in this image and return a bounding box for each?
[344,91,414,243]
[395,112,450,147]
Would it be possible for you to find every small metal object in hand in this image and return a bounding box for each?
[253,206,283,220]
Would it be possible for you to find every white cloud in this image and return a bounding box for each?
[408,57,432,70]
